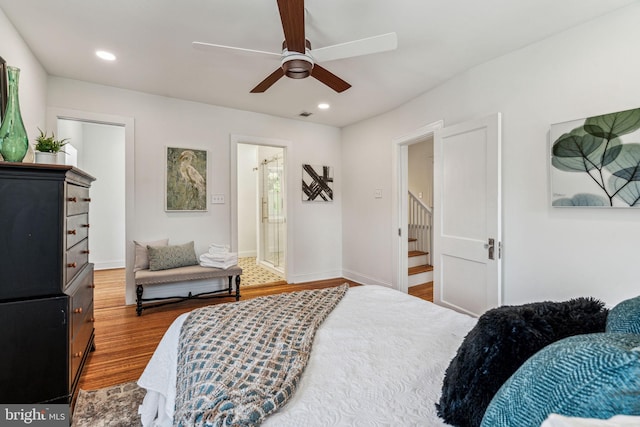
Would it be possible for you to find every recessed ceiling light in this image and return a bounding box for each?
[96,50,116,61]
[318,103,330,110]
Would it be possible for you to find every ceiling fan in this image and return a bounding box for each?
[192,0,397,93]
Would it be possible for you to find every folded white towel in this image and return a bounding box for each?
[199,253,237,269]
[200,252,237,262]
[209,243,230,254]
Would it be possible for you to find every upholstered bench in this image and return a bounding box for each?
[134,264,242,316]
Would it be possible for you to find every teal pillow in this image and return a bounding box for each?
[147,241,198,271]
[481,333,640,427]
[607,296,640,334]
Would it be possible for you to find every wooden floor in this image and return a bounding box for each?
[78,269,433,391]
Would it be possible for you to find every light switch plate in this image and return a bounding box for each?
[211,194,225,204]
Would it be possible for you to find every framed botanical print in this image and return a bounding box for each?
[550,107,640,207]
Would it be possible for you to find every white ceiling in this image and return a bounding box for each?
[0,0,636,127]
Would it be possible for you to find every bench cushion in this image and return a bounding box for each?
[135,264,242,286]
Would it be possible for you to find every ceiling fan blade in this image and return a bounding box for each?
[311,32,398,63]
[192,41,280,58]
[250,68,285,93]
[277,0,306,53]
[311,64,351,93]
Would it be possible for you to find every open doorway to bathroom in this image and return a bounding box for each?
[237,143,287,287]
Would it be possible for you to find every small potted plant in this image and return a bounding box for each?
[34,128,69,164]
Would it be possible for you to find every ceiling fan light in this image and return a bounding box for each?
[283,59,312,79]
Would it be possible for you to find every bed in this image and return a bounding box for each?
[137,285,640,426]
[137,284,477,426]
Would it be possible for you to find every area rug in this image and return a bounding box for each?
[72,381,145,427]
[238,256,285,287]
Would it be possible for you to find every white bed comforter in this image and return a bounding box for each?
[138,285,477,426]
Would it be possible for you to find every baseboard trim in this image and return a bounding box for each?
[341,269,392,288]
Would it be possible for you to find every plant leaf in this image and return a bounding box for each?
[584,107,640,140]
[606,143,640,176]
[609,173,640,206]
[605,143,640,206]
[551,132,618,172]
[552,193,608,206]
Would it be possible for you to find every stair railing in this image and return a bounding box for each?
[408,191,432,264]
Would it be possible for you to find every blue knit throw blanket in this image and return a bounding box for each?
[173,284,349,427]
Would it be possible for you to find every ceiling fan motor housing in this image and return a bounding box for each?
[281,40,314,79]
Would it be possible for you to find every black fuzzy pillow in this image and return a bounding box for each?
[435,298,608,427]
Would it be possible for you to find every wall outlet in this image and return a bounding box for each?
[374,189,382,199]
[211,194,225,204]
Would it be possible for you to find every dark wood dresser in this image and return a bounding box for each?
[0,162,96,406]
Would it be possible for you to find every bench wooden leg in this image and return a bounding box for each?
[136,285,144,316]
[235,275,241,301]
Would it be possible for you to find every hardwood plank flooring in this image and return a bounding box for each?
[409,281,433,301]
[79,269,432,391]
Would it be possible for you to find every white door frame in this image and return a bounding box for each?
[230,134,292,283]
[392,120,443,293]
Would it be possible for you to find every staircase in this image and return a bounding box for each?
[408,248,433,285]
[408,192,433,286]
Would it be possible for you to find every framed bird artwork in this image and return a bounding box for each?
[165,146,208,211]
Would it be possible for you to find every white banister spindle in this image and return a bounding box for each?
[408,191,432,264]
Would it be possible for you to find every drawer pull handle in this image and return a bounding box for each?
[82,224,90,228]
[82,250,90,254]
[68,262,77,268]
[89,317,95,323]
[68,229,77,235]
[74,307,83,314]
[68,197,77,203]
[83,198,92,202]
[74,352,83,358]
[89,284,96,289]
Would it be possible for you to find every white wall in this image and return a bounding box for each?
[408,138,433,207]
[81,122,126,269]
[342,3,640,306]
[0,8,48,157]
[237,143,258,257]
[47,77,342,304]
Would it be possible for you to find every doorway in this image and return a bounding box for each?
[235,141,287,286]
[393,121,443,294]
[48,107,135,304]
[394,114,502,316]
[57,119,126,270]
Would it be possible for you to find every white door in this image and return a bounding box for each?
[433,113,502,316]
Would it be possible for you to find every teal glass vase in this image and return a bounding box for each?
[0,66,29,162]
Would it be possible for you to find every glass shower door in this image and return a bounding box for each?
[260,154,285,272]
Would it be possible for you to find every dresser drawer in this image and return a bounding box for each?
[65,239,89,286]
[66,214,89,250]
[68,266,94,340]
[66,184,91,216]
[70,302,93,389]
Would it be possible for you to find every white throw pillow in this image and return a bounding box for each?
[134,238,169,271]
